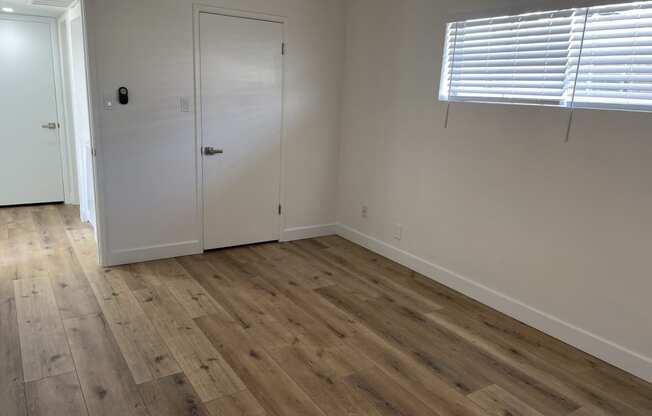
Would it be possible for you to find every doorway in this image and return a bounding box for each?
[198,11,284,250]
[0,14,65,206]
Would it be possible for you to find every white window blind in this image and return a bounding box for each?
[439,1,652,112]
[574,2,652,110]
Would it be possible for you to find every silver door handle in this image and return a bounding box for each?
[203,147,224,156]
[42,122,57,130]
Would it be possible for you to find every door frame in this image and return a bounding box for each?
[0,13,73,204]
[192,4,287,251]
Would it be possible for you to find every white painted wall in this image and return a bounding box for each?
[337,0,652,382]
[84,0,345,265]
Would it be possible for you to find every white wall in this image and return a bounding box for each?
[84,0,345,265]
[337,0,652,382]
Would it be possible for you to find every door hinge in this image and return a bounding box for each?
[91,147,97,157]
[278,204,282,215]
[281,42,286,55]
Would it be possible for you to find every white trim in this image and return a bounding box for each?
[192,4,288,251]
[107,241,202,267]
[281,224,337,242]
[79,0,106,265]
[56,15,79,204]
[47,15,75,204]
[335,223,652,384]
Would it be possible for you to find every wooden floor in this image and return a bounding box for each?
[1,204,651,416]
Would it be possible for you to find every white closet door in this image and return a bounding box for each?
[0,17,64,206]
[200,13,283,250]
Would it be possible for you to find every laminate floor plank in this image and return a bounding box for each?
[196,314,327,416]
[0,278,27,416]
[468,384,544,416]
[344,366,440,416]
[2,204,651,416]
[317,284,581,416]
[426,311,645,416]
[82,267,180,384]
[244,260,361,341]
[138,373,211,416]
[178,256,295,348]
[56,204,84,229]
[64,313,150,416]
[316,284,492,394]
[323,245,444,313]
[133,285,245,402]
[14,277,74,382]
[205,389,266,416]
[25,371,88,416]
[31,205,70,252]
[44,247,100,320]
[64,219,180,385]
[127,260,231,320]
[568,406,613,416]
[267,344,377,416]
[330,240,602,374]
[344,323,488,416]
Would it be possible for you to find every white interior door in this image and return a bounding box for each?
[0,16,64,206]
[200,13,283,250]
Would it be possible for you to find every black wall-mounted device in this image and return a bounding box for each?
[118,87,129,105]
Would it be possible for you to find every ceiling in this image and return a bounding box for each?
[0,0,71,18]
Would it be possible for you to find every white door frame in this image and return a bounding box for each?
[56,15,79,205]
[192,4,287,251]
[74,0,106,266]
[0,13,73,204]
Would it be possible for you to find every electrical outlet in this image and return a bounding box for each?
[393,223,403,240]
[361,206,368,219]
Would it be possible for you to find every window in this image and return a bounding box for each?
[439,1,652,112]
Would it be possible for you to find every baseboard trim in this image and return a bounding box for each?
[106,241,202,267]
[281,224,337,242]
[335,223,652,384]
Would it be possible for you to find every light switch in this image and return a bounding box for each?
[180,96,191,113]
[103,94,114,110]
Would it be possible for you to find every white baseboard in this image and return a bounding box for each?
[335,223,652,384]
[106,241,202,267]
[281,224,337,242]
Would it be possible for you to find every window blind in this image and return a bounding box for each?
[440,9,583,105]
[573,2,652,111]
[439,0,652,113]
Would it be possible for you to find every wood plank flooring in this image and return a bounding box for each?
[1,204,651,416]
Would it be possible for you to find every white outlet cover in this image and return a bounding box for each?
[394,224,402,240]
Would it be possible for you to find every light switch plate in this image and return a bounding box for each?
[103,94,114,110]
[180,96,191,113]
